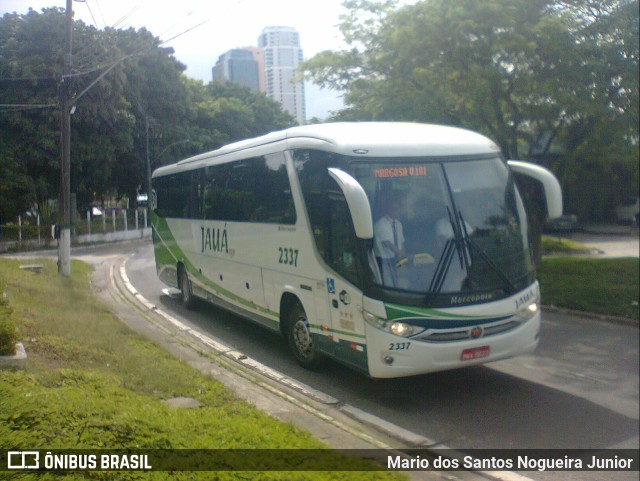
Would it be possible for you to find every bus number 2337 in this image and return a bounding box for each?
[278,247,299,267]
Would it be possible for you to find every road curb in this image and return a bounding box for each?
[340,405,436,447]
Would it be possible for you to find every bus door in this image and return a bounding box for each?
[322,194,367,371]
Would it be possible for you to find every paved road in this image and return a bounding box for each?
[572,233,639,258]
[121,241,638,479]
[559,228,639,258]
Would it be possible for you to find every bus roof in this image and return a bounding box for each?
[153,122,501,178]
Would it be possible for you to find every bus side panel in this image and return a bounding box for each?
[200,258,265,312]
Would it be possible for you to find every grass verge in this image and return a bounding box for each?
[541,235,594,254]
[538,257,639,320]
[0,259,405,480]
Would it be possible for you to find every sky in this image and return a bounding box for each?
[1,0,357,119]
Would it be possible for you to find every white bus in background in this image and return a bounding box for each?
[151,122,562,378]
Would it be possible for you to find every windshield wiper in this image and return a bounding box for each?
[428,238,455,295]
[457,210,473,269]
[427,209,470,296]
[458,211,516,293]
[448,206,468,270]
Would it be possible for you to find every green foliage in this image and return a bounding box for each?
[0,9,295,221]
[0,319,18,356]
[538,257,639,319]
[0,280,18,356]
[301,0,639,222]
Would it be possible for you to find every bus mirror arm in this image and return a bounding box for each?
[327,168,374,239]
[507,160,563,219]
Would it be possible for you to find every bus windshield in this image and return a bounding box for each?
[348,157,534,297]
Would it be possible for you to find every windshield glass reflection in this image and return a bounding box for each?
[349,157,534,296]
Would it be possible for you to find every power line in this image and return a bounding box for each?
[84,1,99,29]
[90,0,108,29]
[112,2,143,30]
[159,19,208,46]
[0,75,57,82]
[0,103,57,112]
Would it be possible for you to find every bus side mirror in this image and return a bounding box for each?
[327,168,374,239]
[507,160,563,219]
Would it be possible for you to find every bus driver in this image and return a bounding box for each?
[374,198,406,287]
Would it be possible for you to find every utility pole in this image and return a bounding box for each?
[58,0,73,276]
[146,115,152,220]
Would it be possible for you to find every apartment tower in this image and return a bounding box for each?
[258,26,306,125]
[212,49,260,92]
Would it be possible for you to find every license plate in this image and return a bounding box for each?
[460,346,490,361]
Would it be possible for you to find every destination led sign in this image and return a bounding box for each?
[373,166,428,178]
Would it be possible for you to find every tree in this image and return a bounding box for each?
[548,0,639,220]
[204,82,294,146]
[302,0,639,224]
[0,9,64,217]
[0,9,295,220]
[0,141,34,222]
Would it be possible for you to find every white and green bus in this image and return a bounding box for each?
[151,122,562,378]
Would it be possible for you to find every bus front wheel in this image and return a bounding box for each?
[179,267,195,310]
[287,303,323,369]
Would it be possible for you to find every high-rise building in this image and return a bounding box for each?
[242,47,266,93]
[212,49,259,92]
[258,26,306,125]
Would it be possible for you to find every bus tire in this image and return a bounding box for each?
[179,267,195,310]
[287,302,323,369]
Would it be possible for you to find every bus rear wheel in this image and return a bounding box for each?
[179,267,195,310]
[287,303,323,369]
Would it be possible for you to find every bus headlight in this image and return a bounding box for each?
[517,300,539,321]
[391,322,414,337]
[363,310,415,338]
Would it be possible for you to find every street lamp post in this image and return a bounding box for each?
[146,116,151,219]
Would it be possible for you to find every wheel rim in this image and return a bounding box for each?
[292,316,313,359]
